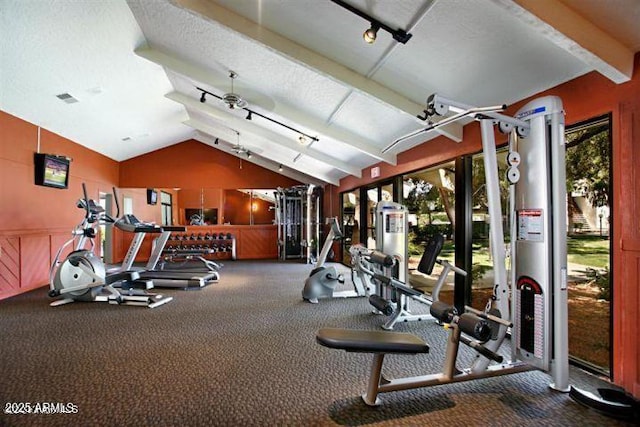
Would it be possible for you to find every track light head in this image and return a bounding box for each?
[214,138,219,145]
[246,111,252,120]
[200,92,206,103]
[278,164,283,172]
[247,151,252,159]
[392,29,412,44]
[363,23,379,44]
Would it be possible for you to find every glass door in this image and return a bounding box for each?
[565,115,612,375]
[469,149,510,311]
[341,190,360,265]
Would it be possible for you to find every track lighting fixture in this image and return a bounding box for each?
[246,151,252,159]
[330,0,412,44]
[196,86,319,143]
[278,164,283,172]
[363,23,379,44]
[214,138,219,145]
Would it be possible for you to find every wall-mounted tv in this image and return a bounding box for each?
[34,153,70,189]
[147,188,158,205]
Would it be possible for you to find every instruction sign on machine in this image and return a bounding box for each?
[385,213,404,234]
[517,209,544,242]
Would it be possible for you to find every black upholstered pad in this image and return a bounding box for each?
[316,328,430,354]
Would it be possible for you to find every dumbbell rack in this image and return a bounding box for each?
[163,232,236,261]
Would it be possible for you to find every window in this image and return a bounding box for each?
[565,115,612,374]
[161,191,172,226]
[402,162,456,304]
[123,196,133,216]
[341,190,360,265]
[340,180,399,265]
[469,149,510,311]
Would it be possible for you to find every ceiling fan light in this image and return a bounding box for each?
[363,24,379,44]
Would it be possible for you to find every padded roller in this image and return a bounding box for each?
[369,294,394,316]
[368,251,395,267]
[458,313,492,342]
[430,301,456,323]
[316,328,429,354]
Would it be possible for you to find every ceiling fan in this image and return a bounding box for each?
[227,131,261,157]
[230,144,249,155]
[221,71,248,109]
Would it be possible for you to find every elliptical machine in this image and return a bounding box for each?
[303,217,368,303]
[48,184,173,308]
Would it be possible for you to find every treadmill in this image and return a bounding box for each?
[145,225,221,286]
[115,216,218,289]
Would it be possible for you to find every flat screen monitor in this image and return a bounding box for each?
[147,189,158,205]
[34,153,70,189]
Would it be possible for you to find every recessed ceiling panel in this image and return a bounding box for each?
[329,92,422,149]
[129,0,354,122]
[372,0,591,107]
[1,0,190,161]
[210,0,426,76]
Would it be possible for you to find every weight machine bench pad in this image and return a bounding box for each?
[316,328,429,354]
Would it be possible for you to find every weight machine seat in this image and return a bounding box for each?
[316,328,430,354]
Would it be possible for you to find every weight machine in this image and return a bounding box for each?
[274,185,321,262]
[316,94,571,404]
[365,201,466,330]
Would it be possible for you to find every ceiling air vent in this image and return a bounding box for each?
[56,93,78,104]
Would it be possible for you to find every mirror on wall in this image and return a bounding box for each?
[120,188,277,226]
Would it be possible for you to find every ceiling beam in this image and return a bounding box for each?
[491,0,634,83]
[167,91,361,178]
[170,0,463,142]
[134,46,405,162]
[193,132,328,187]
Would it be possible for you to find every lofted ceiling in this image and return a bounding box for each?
[1,0,639,187]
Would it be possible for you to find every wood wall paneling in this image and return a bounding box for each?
[237,227,278,259]
[0,237,20,292]
[19,235,50,290]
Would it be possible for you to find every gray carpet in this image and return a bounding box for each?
[0,260,633,426]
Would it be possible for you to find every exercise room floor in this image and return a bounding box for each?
[0,260,633,426]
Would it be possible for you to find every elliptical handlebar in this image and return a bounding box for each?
[112,186,120,219]
[81,183,90,220]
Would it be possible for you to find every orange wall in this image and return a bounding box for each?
[334,54,640,398]
[0,111,120,299]
[119,139,301,189]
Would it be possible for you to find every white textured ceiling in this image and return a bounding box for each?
[1,0,639,186]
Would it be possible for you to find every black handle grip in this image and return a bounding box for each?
[373,273,391,286]
[81,183,90,219]
[459,336,504,363]
[112,186,120,219]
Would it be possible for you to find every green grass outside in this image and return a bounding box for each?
[567,235,610,269]
[411,235,610,271]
